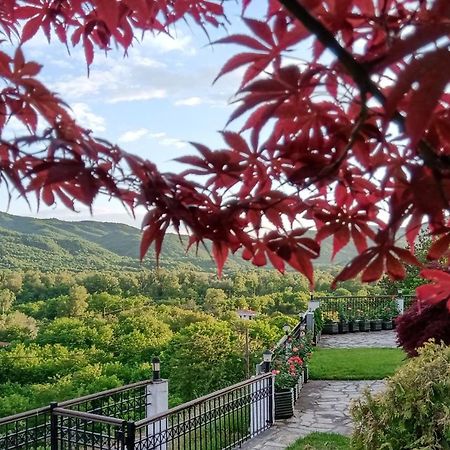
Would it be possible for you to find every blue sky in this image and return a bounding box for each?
[3,2,267,227]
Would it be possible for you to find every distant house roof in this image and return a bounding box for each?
[236,309,258,316]
[0,342,10,348]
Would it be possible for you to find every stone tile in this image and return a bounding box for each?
[319,330,397,348]
[241,380,385,450]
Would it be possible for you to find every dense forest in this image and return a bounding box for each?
[0,266,383,418]
[0,212,374,271]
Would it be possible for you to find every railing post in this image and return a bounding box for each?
[50,402,58,450]
[305,312,315,336]
[125,421,136,450]
[396,289,405,315]
[268,374,274,425]
[146,360,169,450]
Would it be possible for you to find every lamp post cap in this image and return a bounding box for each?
[262,349,273,363]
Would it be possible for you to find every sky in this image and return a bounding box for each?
[2,2,267,227]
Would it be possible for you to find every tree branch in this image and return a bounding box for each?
[277,0,450,178]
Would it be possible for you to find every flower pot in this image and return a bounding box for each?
[359,320,370,332]
[349,320,360,332]
[370,319,382,331]
[338,320,349,333]
[275,388,294,420]
[382,320,393,330]
[323,322,339,334]
[303,365,309,383]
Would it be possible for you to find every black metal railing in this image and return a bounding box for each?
[273,311,308,354]
[60,379,151,421]
[52,407,129,450]
[0,406,51,450]
[0,373,273,450]
[315,294,398,319]
[0,379,152,450]
[134,373,273,450]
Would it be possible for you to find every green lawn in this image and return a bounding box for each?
[309,347,406,380]
[286,432,350,449]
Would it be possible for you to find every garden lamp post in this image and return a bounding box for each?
[262,349,273,373]
[152,357,161,381]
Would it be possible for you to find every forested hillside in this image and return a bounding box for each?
[0,213,364,271]
[0,267,383,417]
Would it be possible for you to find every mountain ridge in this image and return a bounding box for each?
[0,212,380,272]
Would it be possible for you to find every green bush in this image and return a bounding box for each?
[351,341,450,450]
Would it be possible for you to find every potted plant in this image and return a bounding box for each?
[290,336,313,385]
[322,311,339,334]
[348,309,360,332]
[369,310,383,331]
[272,354,304,419]
[381,306,393,330]
[358,311,370,332]
[313,308,323,343]
[338,306,349,333]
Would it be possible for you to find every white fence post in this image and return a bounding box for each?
[146,379,169,450]
[396,290,405,315]
[250,375,273,436]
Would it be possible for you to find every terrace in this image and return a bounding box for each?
[0,293,410,450]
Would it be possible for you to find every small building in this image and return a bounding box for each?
[236,309,258,321]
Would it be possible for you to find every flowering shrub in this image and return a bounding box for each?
[323,311,339,323]
[272,355,303,390]
[272,335,313,390]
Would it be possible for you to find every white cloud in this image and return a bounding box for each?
[160,137,187,149]
[142,32,195,55]
[70,103,106,133]
[149,132,167,139]
[107,88,167,104]
[118,128,149,143]
[146,131,187,149]
[175,96,203,106]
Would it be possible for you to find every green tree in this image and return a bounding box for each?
[0,311,37,342]
[0,289,15,315]
[37,316,114,349]
[203,288,230,316]
[115,311,172,362]
[162,320,244,402]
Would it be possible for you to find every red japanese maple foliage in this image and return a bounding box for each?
[0,1,449,305]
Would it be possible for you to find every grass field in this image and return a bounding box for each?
[286,432,350,449]
[309,347,406,380]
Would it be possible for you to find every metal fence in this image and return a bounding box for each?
[0,406,52,450]
[315,294,397,319]
[0,379,151,450]
[0,374,273,450]
[134,373,273,450]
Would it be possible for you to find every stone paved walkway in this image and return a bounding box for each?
[319,329,398,348]
[242,380,385,450]
[241,330,395,449]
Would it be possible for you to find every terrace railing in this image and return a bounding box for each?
[314,294,397,318]
[0,373,273,450]
[134,373,273,450]
[0,379,151,450]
